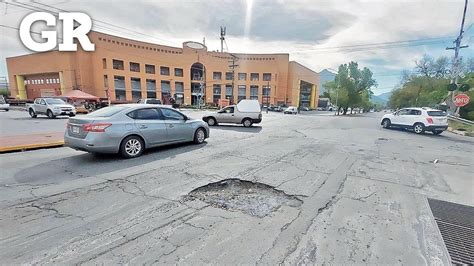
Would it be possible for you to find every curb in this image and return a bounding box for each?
[0,141,64,153]
[447,127,473,137]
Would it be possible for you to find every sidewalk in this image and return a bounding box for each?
[0,132,64,153]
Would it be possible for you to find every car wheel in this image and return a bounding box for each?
[242,118,252,127]
[5,109,8,112]
[382,119,391,128]
[432,130,443,135]
[120,135,144,158]
[29,109,37,118]
[69,114,76,117]
[193,128,206,144]
[207,117,217,126]
[413,123,425,134]
[47,110,56,119]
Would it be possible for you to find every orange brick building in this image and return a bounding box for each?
[6,31,319,107]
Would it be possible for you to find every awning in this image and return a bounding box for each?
[61,90,99,101]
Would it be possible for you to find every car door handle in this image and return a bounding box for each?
[139,125,148,129]
[169,124,174,128]
[231,114,234,116]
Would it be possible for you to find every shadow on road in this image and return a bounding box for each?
[13,142,208,185]
[385,127,473,144]
[13,116,70,120]
[210,125,263,133]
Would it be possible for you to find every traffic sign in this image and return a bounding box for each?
[454,93,470,107]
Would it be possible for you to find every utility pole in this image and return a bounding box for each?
[446,0,469,114]
[229,54,238,104]
[220,26,226,53]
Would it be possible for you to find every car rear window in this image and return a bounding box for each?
[87,106,127,117]
[427,111,446,117]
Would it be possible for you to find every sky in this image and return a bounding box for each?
[1,0,473,95]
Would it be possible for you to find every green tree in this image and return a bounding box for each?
[327,62,376,115]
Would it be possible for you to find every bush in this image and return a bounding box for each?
[459,91,474,121]
[464,111,474,121]
[0,88,9,97]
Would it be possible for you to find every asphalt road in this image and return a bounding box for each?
[0,109,71,136]
[0,111,472,264]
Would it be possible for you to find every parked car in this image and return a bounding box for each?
[273,106,284,112]
[28,98,76,118]
[380,107,448,135]
[64,104,209,158]
[138,98,162,104]
[284,106,298,114]
[0,96,9,111]
[202,99,262,127]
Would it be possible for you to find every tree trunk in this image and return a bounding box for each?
[343,107,348,115]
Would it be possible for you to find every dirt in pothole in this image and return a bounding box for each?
[185,179,303,217]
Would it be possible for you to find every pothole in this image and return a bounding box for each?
[185,179,303,217]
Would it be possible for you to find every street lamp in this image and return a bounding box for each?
[266,80,270,114]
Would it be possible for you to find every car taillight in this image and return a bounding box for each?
[426,117,433,124]
[83,123,112,132]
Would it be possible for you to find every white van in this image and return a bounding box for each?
[203,100,262,127]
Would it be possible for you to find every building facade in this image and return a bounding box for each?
[7,31,319,107]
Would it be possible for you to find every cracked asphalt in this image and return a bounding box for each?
[0,111,472,264]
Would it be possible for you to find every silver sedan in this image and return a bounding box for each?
[64,104,209,158]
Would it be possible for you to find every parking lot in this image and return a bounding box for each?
[0,110,472,264]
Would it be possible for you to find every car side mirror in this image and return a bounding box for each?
[183,115,189,121]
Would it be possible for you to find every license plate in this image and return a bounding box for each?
[72,126,80,134]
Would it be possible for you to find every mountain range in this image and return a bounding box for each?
[370,91,392,105]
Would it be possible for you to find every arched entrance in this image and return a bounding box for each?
[190,62,205,106]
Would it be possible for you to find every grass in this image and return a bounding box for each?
[448,119,474,135]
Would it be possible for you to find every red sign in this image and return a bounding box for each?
[454,94,470,107]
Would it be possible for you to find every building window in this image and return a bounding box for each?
[174,68,183,77]
[238,73,247,81]
[250,85,258,100]
[263,85,271,99]
[131,77,142,101]
[102,58,107,69]
[250,73,259,81]
[114,76,126,101]
[213,72,222,80]
[263,73,271,81]
[103,75,109,88]
[130,62,140,72]
[213,84,221,104]
[161,81,171,104]
[160,66,170,76]
[146,79,156,98]
[238,85,246,102]
[113,59,124,70]
[174,82,184,104]
[145,64,155,74]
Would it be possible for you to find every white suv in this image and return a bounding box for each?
[380,107,448,135]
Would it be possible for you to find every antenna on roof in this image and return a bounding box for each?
[220,26,226,53]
